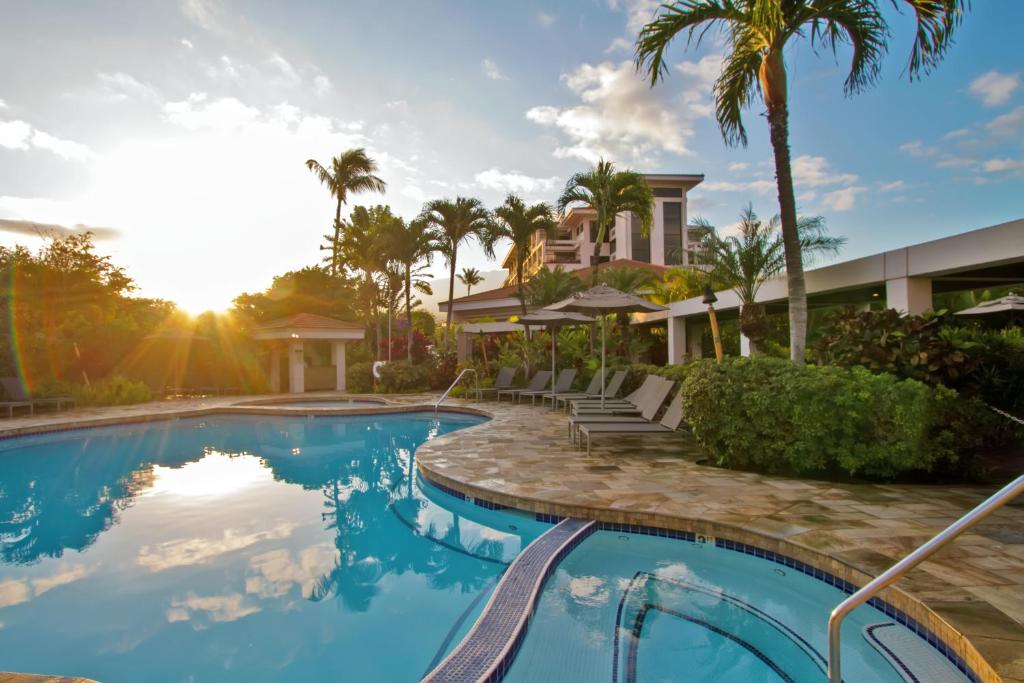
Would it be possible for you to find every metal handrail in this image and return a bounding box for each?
[434,368,479,412]
[827,473,1024,682]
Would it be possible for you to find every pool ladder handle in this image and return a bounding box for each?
[827,472,1024,683]
[434,368,479,412]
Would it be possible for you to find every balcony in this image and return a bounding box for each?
[544,239,579,252]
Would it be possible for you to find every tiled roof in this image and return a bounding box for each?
[254,312,364,331]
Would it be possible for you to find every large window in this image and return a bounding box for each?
[630,212,650,263]
[663,202,683,265]
[653,187,683,198]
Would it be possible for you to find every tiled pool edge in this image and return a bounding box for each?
[417,467,995,683]
[422,518,597,683]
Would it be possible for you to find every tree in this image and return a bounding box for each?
[385,217,437,361]
[483,194,558,320]
[523,266,584,308]
[635,0,966,363]
[338,205,394,358]
[696,205,844,354]
[650,266,707,305]
[305,148,387,275]
[456,267,484,297]
[557,159,654,285]
[419,197,491,346]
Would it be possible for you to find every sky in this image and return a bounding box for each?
[1,1,1022,314]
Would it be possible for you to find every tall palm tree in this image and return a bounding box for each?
[338,205,392,358]
[557,160,654,286]
[635,0,966,363]
[696,205,844,354]
[523,266,584,308]
[385,217,437,360]
[419,197,491,346]
[456,267,484,297]
[483,194,558,319]
[306,148,387,276]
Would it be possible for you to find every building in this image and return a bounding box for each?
[501,173,706,286]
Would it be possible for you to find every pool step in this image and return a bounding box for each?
[863,623,967,683]
[422,517,597,683]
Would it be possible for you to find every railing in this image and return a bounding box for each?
[827,472,1024,682]
[434,368,479,412]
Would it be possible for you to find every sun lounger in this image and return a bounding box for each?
[549,370,625,410]
[569,379,674,442]
[474,367,517,399]
[577,390,686,455]
[543,371,601,408]
[570,375,663,415]
[519,368,577,405]
[1,377,76,414]
[496,370,552,402]
[0,400,34,418]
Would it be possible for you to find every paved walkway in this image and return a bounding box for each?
[1,392,1021,681]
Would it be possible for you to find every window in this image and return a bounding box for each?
[663,202,683,265]
[630,212,650,263]
[653,187,683,198]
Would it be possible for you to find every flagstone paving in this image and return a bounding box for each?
[1,392,1022,681]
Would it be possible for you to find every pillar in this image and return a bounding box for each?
[667,316,687,365]
[456,332,471,363]
[740,334,751,357]
[288,339,305,394]
[270,348,281,393]
[687,320,705,359]
[886,277,933,315]
[332,341,346,392]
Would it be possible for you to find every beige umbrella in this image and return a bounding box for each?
[954,293,1023,325]
[544,285,667,407]
[517,310,595,407]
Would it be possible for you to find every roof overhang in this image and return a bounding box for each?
[252,327,365,341]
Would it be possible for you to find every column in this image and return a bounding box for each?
[687,320,705,359]
[288,339,305,394]
[270,348,281,393]
[332,341,346,392]
[667,316,687,365]
[886,277,933,315]
[740,334,751,357]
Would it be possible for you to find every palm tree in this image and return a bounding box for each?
[456,267,484,297]
[635,1,966,363]
[523,266,584,308]
[385,217,437,360]
[557,160,654,286]
[696,205,844,354]
[306,148,387,275]
[339,205,393,358]
[650,266,707,305]
[483,194,558,319]
[419,197,491,346]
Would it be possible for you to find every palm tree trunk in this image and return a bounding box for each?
[332,198,342,276]
[443,251,456,347]
[405,266,413,362]
[762,54,806,365]
[517,255,531,338]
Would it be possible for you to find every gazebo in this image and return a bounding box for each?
[251,313,365,393]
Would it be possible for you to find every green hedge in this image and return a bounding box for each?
[678,357,983,479]
[346,361,374,393]
[377,361,430,393]
[65,376,152,406]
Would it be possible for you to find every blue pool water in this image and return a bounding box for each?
[260,399,387,409]
[504,531,970,683]
[0,412,545,682]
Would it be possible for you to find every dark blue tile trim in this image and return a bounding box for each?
[865,623,923,683]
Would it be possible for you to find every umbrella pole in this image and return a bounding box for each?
[600,313,606,409]
[551,326,556,409]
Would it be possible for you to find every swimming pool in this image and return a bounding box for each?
[251,398,388,409]
[0,412,546,681]
[502,530,972,682]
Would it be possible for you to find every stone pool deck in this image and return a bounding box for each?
[1,392,1022,682]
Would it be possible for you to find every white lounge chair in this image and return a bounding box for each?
[576,390,687,455]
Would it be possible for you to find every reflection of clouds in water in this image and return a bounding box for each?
[142,452,272,499]
[245,543,338,600]
[656,561,694,582]
[166,593,260,628]
[568,575,610,607]
[0,564,92,607]
[137,523,296,571]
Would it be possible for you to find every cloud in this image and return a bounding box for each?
[163,93,260,130]
[982,158,1024,173]
[899,140,939,158]
[535,10,555,28]
[878,180,905,192]
[526,58,712,163]
[968,70,1020,107]
[31,565,90,596]
[986,105,1024,138]
[167,593,260,626]
[0,580,30,608]
[608,0,662,34]
[700,179,776,193]
[245,544,337,599]
[313,74,331,97]
[821,186,865,212]
[942,128,970,140]
[137,523,296,572]
[179,0,226,33]
[267,52,301,86]
[97,72,160,102]
[605,37,632,54]
[181,38,194,49]
[474,168,560,194]
[0,217,120,240]
[0,99,7,109]
[790,155,858,187]
[0,119,94,160]
[727,162,750,171]
[482,58,508,81]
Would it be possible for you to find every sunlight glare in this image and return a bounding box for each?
[143,452,271,499]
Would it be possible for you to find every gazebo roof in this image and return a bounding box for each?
[252,313,365,341]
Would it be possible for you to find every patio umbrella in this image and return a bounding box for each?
[517,310,595,407]
[954,293,1023,326]
[544,285,667,408]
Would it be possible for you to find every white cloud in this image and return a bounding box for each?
[137,524,296,572]
[313,74,331,97]
[482,58,507,81]
[209,55,242,81]
[31,565,90,596]
[727,162,750,171]
[608,0,662,34]
[245,544,337,599]
[179,0,226,33]
[700,179,776,193]
[267,52,301,86]
[0,579,30,608]
[474,168,560,194]
[982,158,1024,173]
[0,99,7,109]
[821,186,865,212]
[97,72,160,102]
[0,119,93,160]
[879,180,905,192]
[163,93,260,130]
[790,155,858,187]
[167,593,260,626]
[942,128,970,140]
[968,70,1020,107]
[986,105,1024,138]
[526,59,711,163]
[535,10,555,28]
[181,38,194,49]
[605,37,632,54]
[0,120,31,150]
[899,140,939,158]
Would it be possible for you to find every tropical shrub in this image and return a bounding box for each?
[940,326,1024,416]
[71,376,153,406]
[426,349,458,390]
[378,330,431,363]
[346,361,374,393]
[377,361,430,393]
[679,357,978,479]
